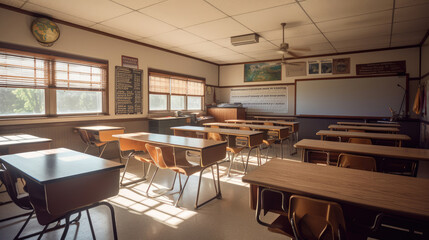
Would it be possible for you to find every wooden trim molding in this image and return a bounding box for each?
[217,82,295,88]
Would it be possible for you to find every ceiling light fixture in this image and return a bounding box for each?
[231,33,259,46]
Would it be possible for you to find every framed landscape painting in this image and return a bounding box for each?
[244,62,281,82]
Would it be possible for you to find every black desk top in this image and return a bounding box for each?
[0,148,124,184]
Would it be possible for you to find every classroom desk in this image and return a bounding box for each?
[253,116,297,121]
[294,139,429,176]
[337,121,401,128]
[113,132,227,168]
[171,126,263,172]
[328,124,399,133]
[74,126,125,157]
[203,122,290,158]
[0,134,52,155]
[0,148,123,238]
[225,119,299,134]
[316,130,411,147]
[242,159,429,237]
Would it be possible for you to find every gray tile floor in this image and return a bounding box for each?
[0,145,300,240]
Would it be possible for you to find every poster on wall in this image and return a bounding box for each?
[244,62,281,82]
[285,62,306,77]
[321,59,333,74]
[333,58,350,74]
[308,60,320,75]
[229,86,288,114]
[115,66,143,115]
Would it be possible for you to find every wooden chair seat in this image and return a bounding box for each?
[133,151,153,163]
[337,153,377,172]
[268,215,295,238]
[348,138,372,145]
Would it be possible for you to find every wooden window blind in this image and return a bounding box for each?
[187,81,204,96]
[0,51,49,88]
[149,75,170,93]
[171,78,187,94]
[53,61,107,91]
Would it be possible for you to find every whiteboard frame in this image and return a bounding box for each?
[294,74,409,118]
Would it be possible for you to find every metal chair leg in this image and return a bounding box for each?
[60,215,70,240]
[175,175,189,207]
[120,152,133,186]
[37,223,50,240]
[14,210,34,239]
[86,209,96,240]
[211,166,218,193]
[99,202,118,240]
[98,143,108,157]
[195,164,222,209]
[244,146,257,174]
[227,152,237,177]
[84,145,90,153]
[146,167,159,197]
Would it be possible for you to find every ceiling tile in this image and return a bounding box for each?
[184,17,251,40]
[394,3,429,22]
[316,10,392,33]
[179,41,224,53]
[300,0,393,23]
[324,24,391,43]
[199,47,239,57]
[244,50,281,58]
[137,37,172,49]
[0,0,25,8]
[28,0,133,23]
[216,54,256,63]
[139,0,226,28]
[259,24,320,41]
[233,3,311,33]
[393,18,429,34]
[169,47,194,55]
[332,35,390,49]
[205,0,294,16]
[396,0,429,8]
[391,31,426,46]
[102,12,176,38]
[336,43,390,52]
[111,0,166,10]
[22,2,96,27]
[271,34,328,48]
[91,24,142,40]
[147,29,206,47]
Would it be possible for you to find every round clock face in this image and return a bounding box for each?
[31,18,60,47]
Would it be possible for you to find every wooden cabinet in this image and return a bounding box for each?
[149,117,191,135]
[207,107,246,122]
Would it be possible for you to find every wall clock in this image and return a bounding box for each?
[31,18,60,47]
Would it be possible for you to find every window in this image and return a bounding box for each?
[0,49,107,118]
[149,71,204,112]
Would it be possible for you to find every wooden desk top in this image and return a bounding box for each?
[316,130,411,141]
[294,139,429,161]
[204,122,288,131]
[0,134,52,147]
[328,124,399,132]
[171,126,263,137]
[0,148,123,184]
[253,116,297,121]
[242,159,429,221]
[337,121,401,128]
[113,132,226,151]
[225,119,299,126]
[74,126,125,131]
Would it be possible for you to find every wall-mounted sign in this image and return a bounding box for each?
[333,58,350,74]
[121,55,139,69]
[320,59,333,74]
[308,60,320,75]
[229,86,288,114]
[356,61,406,75]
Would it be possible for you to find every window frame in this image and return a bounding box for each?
[148,70,205,113]
[0,48,108,119]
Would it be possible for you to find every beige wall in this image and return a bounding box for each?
[0,7,219,126]
[218,47,420,117]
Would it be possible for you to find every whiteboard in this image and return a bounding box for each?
[295,75,407,117]
[229,86,288,114]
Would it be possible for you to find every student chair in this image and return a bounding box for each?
[77,129,108,157]
[207,132,244,177]
[337,153,377,172]
[145,143,221,209]
[289,195,347,240]
[118,137,154,187]
[239,126,262,173]
[0,163,118,240]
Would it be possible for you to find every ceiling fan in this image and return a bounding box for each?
[277,23,310,65]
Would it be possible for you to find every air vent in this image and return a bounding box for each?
[231,33,259,46]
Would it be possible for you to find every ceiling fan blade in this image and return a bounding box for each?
[287,50,300,58]
[289,47,311,52]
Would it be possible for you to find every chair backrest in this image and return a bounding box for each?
[118,138,147,152]
[289,195,346,240]
[145,143,175,169]
[0,164,33,210]
[337,153,377,172]
[264,122,274,126]
[207,132,223,141]
[348,138,372,145]
[240,126,250,131]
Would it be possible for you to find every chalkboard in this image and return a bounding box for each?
[295,75,407,117]
[115,66,142,114]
